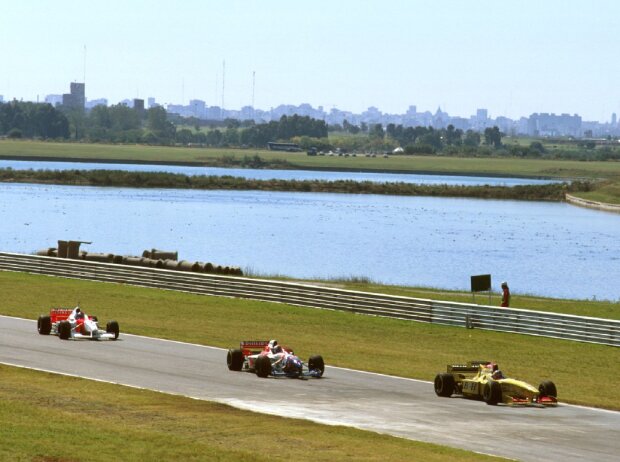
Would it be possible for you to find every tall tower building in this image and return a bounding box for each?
[70,82,85,110]
[612,113,617,126]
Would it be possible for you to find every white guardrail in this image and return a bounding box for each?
[0,252,618,347]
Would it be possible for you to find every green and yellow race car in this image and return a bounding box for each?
[434,360,557,406]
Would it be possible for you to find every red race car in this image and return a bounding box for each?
[37,305,119,340]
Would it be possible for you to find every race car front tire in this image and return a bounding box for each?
[58,321,71,340]
[538,380,557,398]
[255,355,272,378]
[106,321,120,340]
[434,373,455,397]
[483,380,502,405]
[227,349,243,371]
[308,355,325,377]
[37,315,52,335]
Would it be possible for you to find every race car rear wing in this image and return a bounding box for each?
[50,308,73,323]
[447,360,493,376]
[240,340,270,356]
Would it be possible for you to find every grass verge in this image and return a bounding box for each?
[1,271,618,410]
[0,365,496,462]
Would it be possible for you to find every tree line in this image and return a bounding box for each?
[2,101,617,161]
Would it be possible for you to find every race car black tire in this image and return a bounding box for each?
[255,355,272,378]
[37,315,52,335]
[434,373,455,397]
[538,380,557,398]
[483,380,502,405]
[227,349,243,371]
[58,321,71,340]
[308,355,325,377]
[106,321,120,340]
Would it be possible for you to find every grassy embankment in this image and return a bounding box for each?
[0,167,577,201]
[2,271,617,459]
[1,139,620,204]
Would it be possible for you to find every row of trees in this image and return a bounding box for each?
[0,101,69,139]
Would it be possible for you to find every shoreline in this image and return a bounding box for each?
[0,154,556,180]
[565,194,620,214]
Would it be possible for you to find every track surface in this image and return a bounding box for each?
[2,315,619,461]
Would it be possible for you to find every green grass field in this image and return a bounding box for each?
[1,271,617,460]
[1,271,618,410]
[1,139,619,179]
[0,366,500,462]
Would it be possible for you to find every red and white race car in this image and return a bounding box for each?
[227,339,324,378]
[37,306,119,340]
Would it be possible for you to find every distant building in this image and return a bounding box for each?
[527,113,581,137]
[45,94,63,106]
[612,113,617,126]
[85,98,108,109]
[147,97,157,108]
[62,82,85,111]
[133,98,145,112]
[0,95,3,103]
[267,141,301,152]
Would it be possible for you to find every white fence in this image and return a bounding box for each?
[0,252,617,347]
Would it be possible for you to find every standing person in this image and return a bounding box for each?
[501,281,510,307]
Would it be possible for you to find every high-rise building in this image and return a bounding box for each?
[62,82,85,111]
[612,113,617,126]
[133,98,145,112]
[0,95,3,103]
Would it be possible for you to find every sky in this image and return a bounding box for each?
[1,0,619,122]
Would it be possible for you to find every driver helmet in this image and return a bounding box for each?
[492,370,504,380]
[268,339,278,350]
[75,307,84,319]
[273,345,283,354]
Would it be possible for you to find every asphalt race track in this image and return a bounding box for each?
[2,315,619,461]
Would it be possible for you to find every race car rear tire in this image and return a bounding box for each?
[37,315,52,335]
[255,355,272,378]
[483,380,502,405]
[434,373,455,397]
[58,321,71,340]
[106,321,120,340]
[308,355,325,377]
[227,349,243,371]
[538,380,557,398]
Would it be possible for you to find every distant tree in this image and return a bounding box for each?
[369,123,384,139]
[463,130,481,147]
[529,141,546,154]
[484,126,503,148]
[147,106,175,141]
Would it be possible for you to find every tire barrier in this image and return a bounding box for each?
[37,246,242,276]
[143,249,178,261]
[1,251,617,347]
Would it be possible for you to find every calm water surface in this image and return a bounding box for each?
[0,160,559,186]
[1,183,618,301]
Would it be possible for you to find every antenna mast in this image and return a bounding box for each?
[252,71,256,118]
[221,60,226,116]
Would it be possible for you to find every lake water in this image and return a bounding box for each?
[0,160,559,186]
[1,182,618,301]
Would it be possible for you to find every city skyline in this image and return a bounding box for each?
[2,1,619,121]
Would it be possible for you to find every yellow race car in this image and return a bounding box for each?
[434,360,557,406]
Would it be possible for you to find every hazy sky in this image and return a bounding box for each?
[1,0,619,121]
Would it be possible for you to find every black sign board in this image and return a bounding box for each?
[471,274,491,292]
